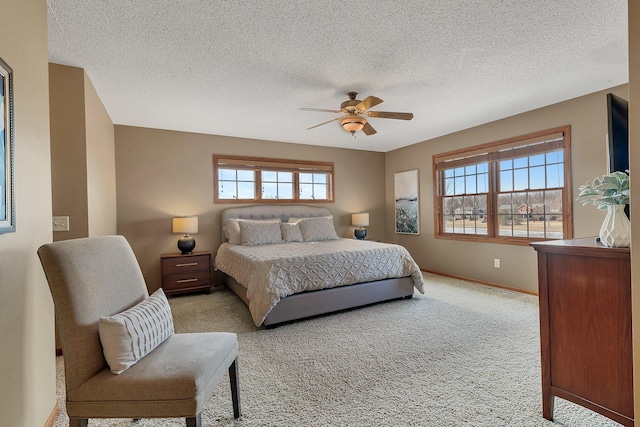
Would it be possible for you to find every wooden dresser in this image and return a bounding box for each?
[531,238,633,426]
[160,251,212,296]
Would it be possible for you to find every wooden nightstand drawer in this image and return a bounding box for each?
[162,270,211,291]
[160,251,211,296]
[162,254,209,274]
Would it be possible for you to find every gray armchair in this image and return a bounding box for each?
[38,235,240,427]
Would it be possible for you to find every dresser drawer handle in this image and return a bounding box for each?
[176,278,198,284]
[176,262,199,267]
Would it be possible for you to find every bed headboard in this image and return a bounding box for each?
[220,204,332,241]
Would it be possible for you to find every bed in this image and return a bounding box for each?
[214,205,425,327]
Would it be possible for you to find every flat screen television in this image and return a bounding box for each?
[607,92,629,174]
[606,92,629,218]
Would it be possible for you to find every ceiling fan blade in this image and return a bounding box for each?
[366,111,414,120]
[307,116,343,130]
[356,96,383,112]
[362,122,377,136]
[300,107,341,113]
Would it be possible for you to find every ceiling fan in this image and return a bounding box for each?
[300,92,414,136]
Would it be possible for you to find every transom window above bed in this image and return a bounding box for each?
[433,125,573,245]
[214,155,334,203]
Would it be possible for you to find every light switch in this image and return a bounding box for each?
[53,216,69,232]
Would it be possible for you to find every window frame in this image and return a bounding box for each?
[213,155,334,204]
[433,125,573,245]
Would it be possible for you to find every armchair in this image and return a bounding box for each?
[38,235,240,427]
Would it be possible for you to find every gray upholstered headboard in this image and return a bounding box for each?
[220,204,332,242]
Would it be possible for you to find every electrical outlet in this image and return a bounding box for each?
[53,216,69,232]
[494,258,501,268]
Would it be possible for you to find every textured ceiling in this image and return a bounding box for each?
[47,0,628,152]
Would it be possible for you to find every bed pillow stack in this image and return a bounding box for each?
[224,215,340,245]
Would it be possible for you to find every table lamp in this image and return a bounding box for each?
[351,212,369,240]
[172,216,198,254]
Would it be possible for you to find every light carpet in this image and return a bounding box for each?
[53,273,622,427]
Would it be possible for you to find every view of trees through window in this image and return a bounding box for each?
[214,155,334,203]
[435,126,571,244]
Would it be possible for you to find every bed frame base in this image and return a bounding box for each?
[223,274,415,327]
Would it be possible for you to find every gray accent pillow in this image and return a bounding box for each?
[240,220,284,246]
[226,218,280,244]
[298,215,339,241]
[280,222,303,242]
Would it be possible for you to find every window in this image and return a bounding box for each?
[299,172,328,201]
[261,170,294,200]
[214,155,334,203]
[433,126,572,245]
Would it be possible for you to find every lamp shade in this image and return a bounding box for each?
[340,116,366,133]
[351,213,369,227]
[172,216,198,234]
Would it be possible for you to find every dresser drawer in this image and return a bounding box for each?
[161,254,209,274]
[162,270,211,291]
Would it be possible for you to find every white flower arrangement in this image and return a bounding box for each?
[575,170,629,210]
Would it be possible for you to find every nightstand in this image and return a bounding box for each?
[160,251,211,296]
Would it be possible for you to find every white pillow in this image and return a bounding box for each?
[98,288,174,374]
[240,220,284,246]
[226,218,281,244]
[225,219,243,244]
[280,222,303,243]
[298,215,339,242]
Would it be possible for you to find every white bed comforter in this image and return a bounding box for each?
[214,239,425,326]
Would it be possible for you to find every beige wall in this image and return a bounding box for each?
[49,63,117,241]
[49,64,89,240]
[385,85,628,293]
[84,71,117,236]
[0,0,57,426]
[115,125,386,292]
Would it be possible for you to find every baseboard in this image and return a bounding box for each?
[44,403,59,427]
[421,269,539,296]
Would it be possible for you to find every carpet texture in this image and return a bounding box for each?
[53,273,622,427]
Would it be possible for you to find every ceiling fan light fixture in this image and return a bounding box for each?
[302,92,411,137]
[340,116,366,134]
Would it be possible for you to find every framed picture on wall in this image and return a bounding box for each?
[0,56,15,233]
[394,169,419,234]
